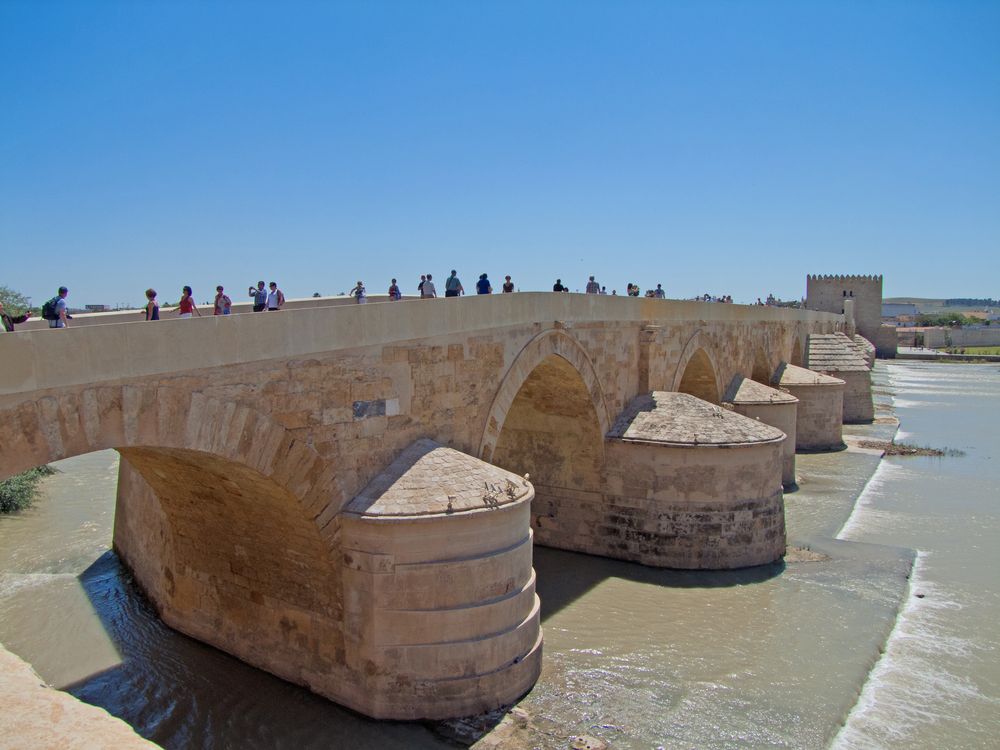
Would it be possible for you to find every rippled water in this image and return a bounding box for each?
[835,362,1000,750]
[1,361,996,748]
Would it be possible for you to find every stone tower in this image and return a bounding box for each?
[806,274,897,358]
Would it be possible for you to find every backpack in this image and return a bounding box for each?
[41,296,60,320]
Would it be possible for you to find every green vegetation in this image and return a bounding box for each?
[943,346,1000,355]
[915,313,983,327]
[0,284,32,316]
[0,466,55,513]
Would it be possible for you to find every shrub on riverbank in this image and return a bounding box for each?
[0,466,55,513]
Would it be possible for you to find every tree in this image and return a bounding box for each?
[0,285,31,315]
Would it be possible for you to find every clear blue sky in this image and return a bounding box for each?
[2,0,998,306]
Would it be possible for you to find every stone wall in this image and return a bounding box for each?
[840,370,875,424]
[783,381,844,451]
[595,440,786,569]
[731,401,798,487]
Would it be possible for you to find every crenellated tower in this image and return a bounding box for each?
[806,274,896,358]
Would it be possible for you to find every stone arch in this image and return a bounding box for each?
[479,328,611,463]
[0,383,346,705]
[752,347,773,384]
[0,384,336,515]
[790,335,804,367]
[672,331,722,404]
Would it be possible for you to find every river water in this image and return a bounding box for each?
[0,361,997,748]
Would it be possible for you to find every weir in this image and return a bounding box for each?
[0,289,876,720]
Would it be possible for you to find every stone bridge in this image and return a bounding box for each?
[0,293,843,720]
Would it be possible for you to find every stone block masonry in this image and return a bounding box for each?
[0,293,842,719]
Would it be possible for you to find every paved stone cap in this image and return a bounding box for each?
[774,362,845,387]
[807,333,871,372]
[608,392,785,446]
[345,438,533,517]
[722,375,798,405]
[853,334,876,365]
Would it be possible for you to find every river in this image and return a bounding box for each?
[0,361,997,748]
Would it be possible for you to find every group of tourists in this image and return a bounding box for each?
[552,276,666,298]
[139,281,286,320]
[6,272,674,332]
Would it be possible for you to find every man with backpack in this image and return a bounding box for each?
[41,287,69,328]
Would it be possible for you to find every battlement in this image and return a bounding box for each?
[807,274,882,283]
[805,273,885,344]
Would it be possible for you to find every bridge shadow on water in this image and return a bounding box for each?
[533,545,786,622]
[63,546,782,749]
[69,551,449,750]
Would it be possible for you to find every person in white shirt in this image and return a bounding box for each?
[267,282,285,311]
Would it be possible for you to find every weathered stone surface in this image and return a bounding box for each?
[0,645,157,749]
[723,375,799,487]
[774,362,845,451]
[806,333,874,424]
[341,441,541,719]
[609,391,785,446]
[347,438,531,516]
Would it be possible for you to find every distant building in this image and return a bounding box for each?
[84,304,112,312]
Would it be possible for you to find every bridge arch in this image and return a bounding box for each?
[672,331,722,404]
[0,384,336,513]
[752,346,774,384]
[479,330,610,523]
[479,328,611,462]
[0,384,345,695]
[790,335,804,367]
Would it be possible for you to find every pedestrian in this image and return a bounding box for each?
[654,284,665,299]
[600,286,607,295]
[476,273,492,294]
[585,275,600,294]
[351,280,367,303]
[553,278,565,292]
[142,288,159,320]
[0,300,30,332]
[249,281,268,312]
[214,286,232,315]
[502,275,514,293]
[388,278,401,301]
[267,282,285,311]
[418,274,427,297]
[422,273,437,298]
[41,287,70,328]
[445,270,464,297]
[176,286,201,318]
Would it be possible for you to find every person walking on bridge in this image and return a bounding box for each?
[0,300,30,332]
[267,282,285,311]
[176,286,201,318]
[351,280,367,303]
[43,287,70,328]
[249,281,267,312]
[585,276,600,294]
[476,274,492,294]
[422,274,437,298]
[445,270,464,297]
[388,278,401,301]
[502,275,514,293]
[141,288,159,320]
[214,286,232,315]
